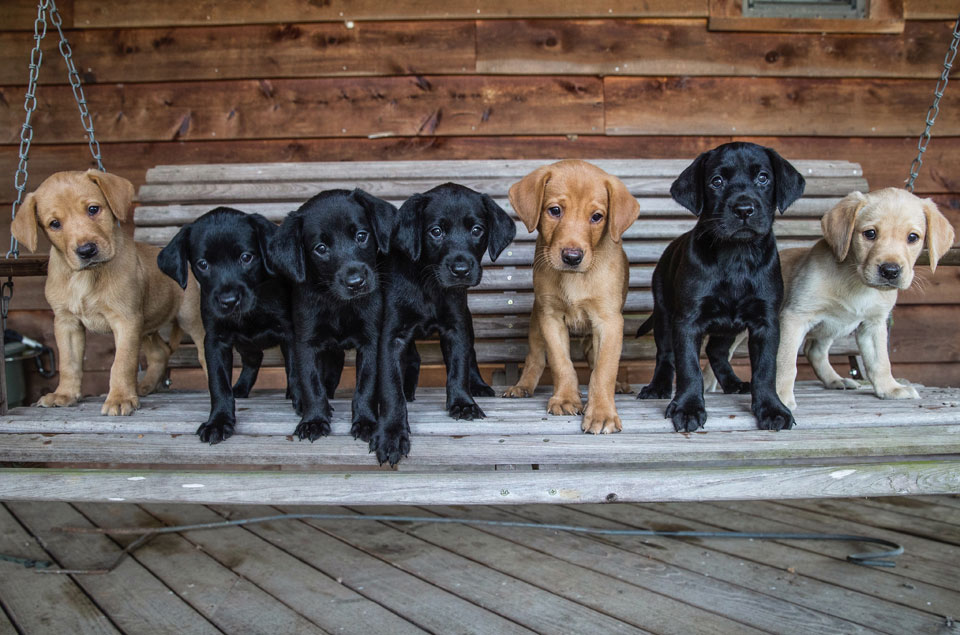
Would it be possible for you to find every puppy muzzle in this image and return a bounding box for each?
[439,255,481,287]
[335,264,377,299]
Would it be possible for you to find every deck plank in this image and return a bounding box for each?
[0,504,119,635]
[492,502,946,635]
[72,503,328,635]
[6,502,220,635]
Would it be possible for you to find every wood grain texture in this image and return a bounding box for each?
[0,76,603,143]
[708,0,904,34]
[604,77,960,136]
[478,18,951,77]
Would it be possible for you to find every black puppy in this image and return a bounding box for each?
[372,183,516,466]
[637,142,805,432]
[267,189,395,443]
[158,207,313,444]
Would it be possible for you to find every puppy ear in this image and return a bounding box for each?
[157,225,191,289]
[605,176,640,243]
[481,194,516,261]
[764,148,806,214]
[11,192,39,253]
[671,153,707,216]
[921,197,956,273]
[247,213,279,276]
[508,166,550,232]
[351,188,398,255]
[86,170,135,222]
[267,214,306,283]
[821,191,866,262]
[395,194,426,261]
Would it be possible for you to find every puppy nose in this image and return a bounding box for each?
[879,263,901,281]
[449,261,471,278]
[217,291,240,309]
[344,274,367,290]
[75,242,99,259]
[734,203,755,220]
[561,248,584,266]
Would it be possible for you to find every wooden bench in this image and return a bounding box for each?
[2,158,958,505]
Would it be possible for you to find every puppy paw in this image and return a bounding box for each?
[722,380,751,395]
[753,400,795,431]
[350,416,377,442]
[877,383,920,400]
[101,392,140,416]
[294,418,330,442]
[36,391,80,408]
[470,381,496,398]
[581,405,622,434]
[502,385,534,398]
[448,398,485,420]
[614,381,633,395]
[232,384,253,399]
[547,394,583,416]
[665,398,706,432]
[825,378,860,391]
[638,383,672,400]
[369,427,411,467]
[197,413,236,444]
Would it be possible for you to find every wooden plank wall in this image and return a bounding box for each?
[0,0,958,401]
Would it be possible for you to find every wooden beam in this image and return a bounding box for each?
[708,0,904,34]
[0,255,49,277]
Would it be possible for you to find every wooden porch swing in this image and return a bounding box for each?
[1,6,959,506]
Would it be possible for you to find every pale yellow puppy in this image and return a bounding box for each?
[10,170,206,415]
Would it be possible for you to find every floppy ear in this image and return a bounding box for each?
[764,148,806,213]
[11,192,39,253]
[352,188,398,255]
[670,152,708,216]
[267,214,306,283]
[481,194,516,261]
[86,169,135,222]
[605,176,640,243]
[508,166,551,232]
[395,194,426,261]
[247,213,279,276]
[821,191,866,262]
[157,225,191,289]
[921,197,956,273]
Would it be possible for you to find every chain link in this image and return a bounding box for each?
[7,0,105,259]
[906,14,960,192]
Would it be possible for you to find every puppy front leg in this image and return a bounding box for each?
[292,342,333,442]
[856,317,919,400]
[503,300,546,398]
[581,313,624,434]
[38,312,85,407]
[665,322,706,432]
[102,319,142,416]
[350,338,379,442]
[372,323,413,466]
[541,310,582,415]
[748,321,795,431]
[198,337,237,443]
[775,314,809,410]
[440,322,485,420]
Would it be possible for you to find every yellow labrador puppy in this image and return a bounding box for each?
[705,188,954,408]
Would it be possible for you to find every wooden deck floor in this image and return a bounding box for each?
[1,497,959,634]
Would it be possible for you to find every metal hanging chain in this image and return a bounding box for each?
[905,14,960,192]
[7,0,104,259]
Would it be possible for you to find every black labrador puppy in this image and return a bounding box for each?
[267,189,395,443]
[373,183,516,466]
[158,207,306,444]
[637,142,805,432]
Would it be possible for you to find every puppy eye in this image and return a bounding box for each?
[757,172,769,185]
[710,176,723,188]
[429,226,443,238]
[87,205,100,216]
[196,259,208,271]
[907,232,920,244]
[590,212,604,224]
[471,225,484,237]
[49,219,62,230]
[547,206,562,218]
[239,252,253,264]
[863,229,877,240]
[313,243,328,255]
[356,231,369,244]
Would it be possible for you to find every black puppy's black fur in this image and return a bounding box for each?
[373,183,516,466]
[158,207,312,444]
[268,189,395,443]
[637,142,805,432]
